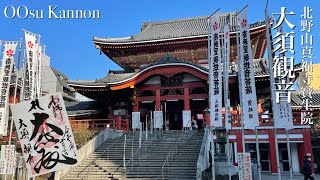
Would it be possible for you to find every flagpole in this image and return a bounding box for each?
[255,127,262,180]
[36,35,41,98]
[8,38,22,146]
[221,16,232,179]
[235,9,246,157]
[235,5,249,16]
[226,130,231,180]
[6,39,21,180]
[274,128,281,179]
[264,1,282,178]
[207,9,220,180]
[286,129,293,180]
[21,48,26,101]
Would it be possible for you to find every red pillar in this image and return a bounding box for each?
[236,130,243,153]
[184,88,190,110]
[156,89,161,111]
[268,129,278,173]
[133,89,139,112]
[117,116,122,130]
[205,113,210,126]
[303,128,314,173]
[133,102,139,112]
[298,143,305,170]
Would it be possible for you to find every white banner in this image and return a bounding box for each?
[238,9,259,129]
[223,22,232,130]
[238,153,252,180]
[132,112,140,129]
[154,111,163,129]
[0,145,15,174]
[209,14,223,127]
[35,43,42,98]
[265,7,293,130]
[24,32,38,100]
[0,42,18,136]
[182,110,191,128]
[10,92,79,177]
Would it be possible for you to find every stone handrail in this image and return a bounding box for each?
[196,126,212,180]
[54,128,124,180]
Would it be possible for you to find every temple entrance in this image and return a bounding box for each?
[164,100,183,130]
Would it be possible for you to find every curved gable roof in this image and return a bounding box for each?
[93,13,266,44]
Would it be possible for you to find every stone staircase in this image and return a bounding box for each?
[61,130,203,180]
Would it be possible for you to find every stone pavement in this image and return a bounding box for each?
[261,173,320,180]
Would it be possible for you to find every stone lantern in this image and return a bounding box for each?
[215,127,227,145]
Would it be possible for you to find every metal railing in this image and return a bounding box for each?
[110,125,154,178]
[196,126,212,180]
[161,119,191,179]
[77,133,125,179]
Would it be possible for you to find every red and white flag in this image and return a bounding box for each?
[0,42,18,136]
[238,9,259,129]
[209,13,223,127]
[24,31,39,100]
[265,5,293,129]
[223,20,232,130]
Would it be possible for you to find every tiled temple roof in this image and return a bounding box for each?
[67,80,108,87]
[66,101,102,116]
[93,12,266,44]
[98,71,137,83]
[67,55,301,87]
[291,91,320,107]
[51,67,74,91]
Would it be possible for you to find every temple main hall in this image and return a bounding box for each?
[65,13,315,174]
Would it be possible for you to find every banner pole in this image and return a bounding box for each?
[8,38,22,145]
[207,9,219,180]
[146,115,148,140]
[211,128,215,180]
[255,126,262,180]
[235,10,246,155]
[227,130,231,180]
[274,128,281,179]
[20,48,26,102]
[286,129,293,180]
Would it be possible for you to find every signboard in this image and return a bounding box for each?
[238,153,252,180]
[132,112,140,129]
[182,110,191,128]
[0,145,15,174]
[196,114,204,120]
[154,111,163,129]
[10,92,79,177]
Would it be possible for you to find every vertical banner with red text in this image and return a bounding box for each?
[0,42,18,136]
[238,9,259,129]
[209,13,223,127]
[223,21,232,130]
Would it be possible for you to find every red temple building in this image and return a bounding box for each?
[65,14,316,174]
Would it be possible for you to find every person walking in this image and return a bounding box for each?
[302,154,314,180]
[196,115,202,134]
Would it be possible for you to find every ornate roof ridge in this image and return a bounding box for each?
[94,12,266,44]
[141,16,208,28]
[140,55,208,72]
[141,12,237,27]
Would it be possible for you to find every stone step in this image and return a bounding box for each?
[62,130,203,180]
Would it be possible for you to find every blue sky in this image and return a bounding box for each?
[0,0,318,80]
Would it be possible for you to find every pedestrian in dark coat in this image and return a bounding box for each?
[302,155,314,180]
